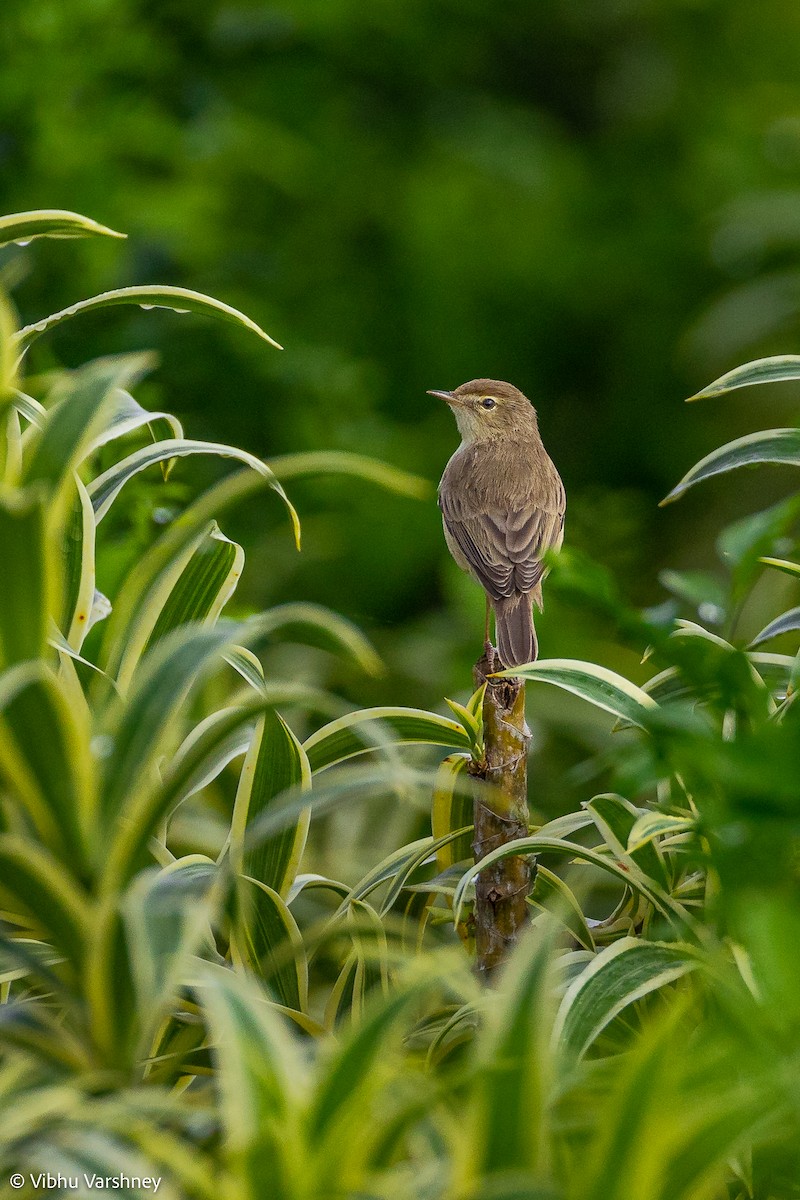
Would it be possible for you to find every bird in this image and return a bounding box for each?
[429,378,565,669]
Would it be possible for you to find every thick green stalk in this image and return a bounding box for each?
[471,654,531,976]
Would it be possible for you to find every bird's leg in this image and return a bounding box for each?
[483,597,498,673]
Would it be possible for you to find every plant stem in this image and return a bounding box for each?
[470,653,531,976]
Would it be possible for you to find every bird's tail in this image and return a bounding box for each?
[494,595,538,669]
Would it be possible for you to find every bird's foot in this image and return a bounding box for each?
[476,641,501,678]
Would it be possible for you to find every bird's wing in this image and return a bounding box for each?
[440,487,565,602]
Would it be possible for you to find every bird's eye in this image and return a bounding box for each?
[481,397,496,409]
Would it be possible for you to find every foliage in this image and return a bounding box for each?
[3,211,800,1199]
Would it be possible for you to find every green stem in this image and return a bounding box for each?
[470,654,531,977]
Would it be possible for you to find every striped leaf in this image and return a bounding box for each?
[760,555,800,579]
[231,709,311,898]
[87,437,300,547]
[22,355,147,499]
[749,605,800,648]
[688,354,800,400]
[0,835,90,969]
[304,707,471,772]
[585,794,669,889]
[0,487,51,667]
[553,937,701,1062]
[662,428,800,505]
[123,857,221,1053]
[63,478,97,650]
[529,867,595,951]
[493,659,657,728]
[199,964,304,1200]
[99,469,275,681]
[15,284,282,352]
[231,877,308,1013]
[245,602,382,677]
[453,836,691,928]
[431,753,474,871]
[0,663,94,866]
[461,924,557,1182]
[267,449,431,500]
[627,811,696,852]
[0,208,125,248]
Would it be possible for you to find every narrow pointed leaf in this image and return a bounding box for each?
[749,606,800,647]
[247,602,382,676]
[688,355,800,400]
[760,555,800,578]
[627,812,696,853]
[492,659,657,727]
[553,937,701,1062]
[303,707,471,772]
[267,449,430,499]
[15,284,282,351]
[0,486,51,667]
[232,709,311,897]
[87,436,300,548]
[22,355,148,497]
[0,663,93,865]
[432,753,474,871]
[232,877,308,1012]
[662,428,800,505]
[0,208,125,248]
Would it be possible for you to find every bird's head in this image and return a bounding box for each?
[427,378,538,443]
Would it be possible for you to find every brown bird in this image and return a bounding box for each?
[430,378,565,668]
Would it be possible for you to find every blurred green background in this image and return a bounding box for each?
[4,0,800,812]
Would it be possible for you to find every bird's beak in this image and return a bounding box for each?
[427,389,458,405]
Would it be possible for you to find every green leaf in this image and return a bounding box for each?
[199,964,303,1200]
[231,709,311,898]
[82,387,183,458]
[453,836,690,928]
[231,877,308,1012]
[627,811,696,852]
[88,436,300,548]
[124,857,221,1053]
[0,662,94,866]
[492,659,657,728]
[63,477,97,649]
[445,697,483,752]
[0,208,125,248]
[662,428,800,505]
[244,602,382,677]
[529,867,595,950]
[749,606,800,648]
[760,555,800,578]
[303,707,471,772]
[553,937,701,1062]
[585,794,669,890]
[99,624,240,828]
[688,354,800,400]
[266,449,431,500]
[431,753,474,871]
[0,486,51,667]
[15,284,282,352]
[0,835,90,968]
[105,695,278,890]
[464,925,557,1180]
[307,974,431,1144]
[99,469,279,681]
[22,355,148,498]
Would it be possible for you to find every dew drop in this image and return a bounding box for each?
[14,239,31,247]
[90,734,115,760]
[139,304,155,310]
